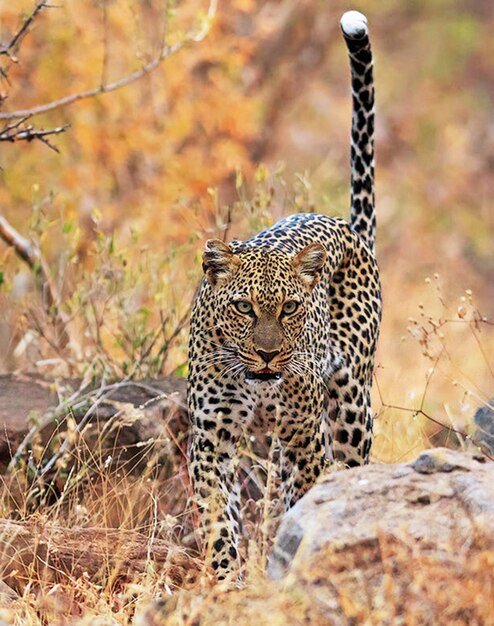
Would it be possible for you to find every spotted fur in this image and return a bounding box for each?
[341,11,376,253]
[188,11,381,582]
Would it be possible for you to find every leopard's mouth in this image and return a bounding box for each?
[245,368,282,382]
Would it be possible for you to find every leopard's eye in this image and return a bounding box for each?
[234,300,253,315]
[282,300,299,315]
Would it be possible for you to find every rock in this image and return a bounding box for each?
[472,398,494,454]
[0,373,58,469]
[270,448,494,578]
[411,446,486,473]
[268,448,494,623]
[0,580,19,605]
[0,374,188,473]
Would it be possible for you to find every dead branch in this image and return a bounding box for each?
[0,517,199,592]
[0,120,70,152]
[0,0,218,121]
[0,214,70,348]
[0,214,38,267]
[0,2,54,61]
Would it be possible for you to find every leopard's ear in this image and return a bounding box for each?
[293,243,327,290]
[202,239,240,286]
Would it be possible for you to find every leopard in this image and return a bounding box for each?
[188,10,381,582]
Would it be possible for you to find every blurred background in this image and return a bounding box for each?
[0,0,493,462]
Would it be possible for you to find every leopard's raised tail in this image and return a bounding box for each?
[340,11,376,254]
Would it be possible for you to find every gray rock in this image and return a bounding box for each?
[269,447,494,580]
[0,374,187,473]
[472,398,494,453]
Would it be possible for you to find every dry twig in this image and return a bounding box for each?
[0,0,218,121]
[0,118,69,151]
[0,1,54,62]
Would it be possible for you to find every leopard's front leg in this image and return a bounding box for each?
[189,405,246,582]
[277,387,331,510]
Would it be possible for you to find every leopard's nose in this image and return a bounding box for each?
[255,349,281,365]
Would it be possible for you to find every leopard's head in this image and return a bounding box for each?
[202,239,326,380]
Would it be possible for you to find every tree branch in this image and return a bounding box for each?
[0,0,218,121]
[0,119,70,152]
[0,214,38,266]
[0,1,54,61]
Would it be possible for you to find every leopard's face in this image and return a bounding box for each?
[202,240,326,380]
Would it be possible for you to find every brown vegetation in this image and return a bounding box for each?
[0,517,199,592]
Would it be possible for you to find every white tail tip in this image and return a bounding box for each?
[340,11,368,39]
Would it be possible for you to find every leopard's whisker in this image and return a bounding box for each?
[195,350,236,364]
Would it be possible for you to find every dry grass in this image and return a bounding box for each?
[3,525,494,625]
[130,536,494,626]
[372,276,494,465]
